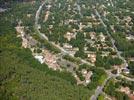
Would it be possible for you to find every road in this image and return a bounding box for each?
[94,9,128,68]
[119,75,134,82]
[35,2,48,40]
[76,0,83,18]
[35,1,93,66]
[90,75,113,100]
[0,8,8,13]
[90,8,129,100]
[110,0,114,7]
[90,69,119,100]
[35,2,133,100]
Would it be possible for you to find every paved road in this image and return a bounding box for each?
[90,75,113,100]
[35,1,93,66]
[119,75,134,82]
[0,8,8,13]
[52,42,93,66]
[90,70,119,100]
[90,8,129,100]
[35,2,48,40]
[94,9,128,68]
[110,0,114,7]
[35,2,133,100]
[76,0,83,18]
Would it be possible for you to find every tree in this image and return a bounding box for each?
[74,50,87,59]
[108,57,123,66]
[70,32,85,49]
[128,61,134,75]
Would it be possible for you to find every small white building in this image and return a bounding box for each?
[122,68,130,74]
[89,32,96,40]
[126,34,134,40]
[88,53,96,63]
[64,32,76,41]
[99,33,105,42]
[63,43,73,49]
[34,55,44,64]
[85,71,93,84]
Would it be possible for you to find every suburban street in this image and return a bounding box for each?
[94,9,128,69]
[35,2,112,100]
[35,1,48,40]
[35,1,134,100]
[90,75,114,100]
[1,0,134,100]
[35,1,93,66]
[90,7,134,100]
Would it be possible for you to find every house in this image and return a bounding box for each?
[0,8,7,13]
[81,4,85,8]
[28,36,37,47]
[120,87,134,100]
[46,5,52,10]
[72,19,78,23]
[16,26,37,48]
[15,26,25,37]
[72,29,77,32]
[124,16,132,23]
[120,87,132,95]
[129,94,134,100]
[68,5,71,11]
[79,22,86,31]
[126,34,134,40]
[101,51,109,57]
[37,24,41,30]
[64,32,76,41]
[67,47,79,56]
[89,32,96,40]
[73,47,79,51]
[22,37,29,48]
[49,25,53,29]
[63,43,73,49]
[44,11,50,22]
[34,55,44,64]
[65,19,77,25]
[43,50,60,70]
[122,68,130,74]
[85,71,93,84]
[27,14,32,18]
[79,69,93,85]
[128,57,134,62]
[22,35,37,48]
[82,69,88,76]
[87,22,93,28]
[99,33,105,42]
[87,53,96,63]
[84,47,88,51]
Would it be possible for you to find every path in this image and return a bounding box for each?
[90,7,129,100]
[35,1,93,66]
[35,2,133,100]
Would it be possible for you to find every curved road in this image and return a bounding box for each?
[35,2,133,100]
[90,75,115,100]
[35,1,93,66]
[35,2,48,40]
[90,7,132,100]
[94,9,128,68]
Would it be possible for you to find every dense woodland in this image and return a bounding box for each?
[0,33,92,100]
[0,2,92,99]
[0,0,134,100]
[104,78,134,100]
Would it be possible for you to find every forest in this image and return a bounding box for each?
[0,1,92,99]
